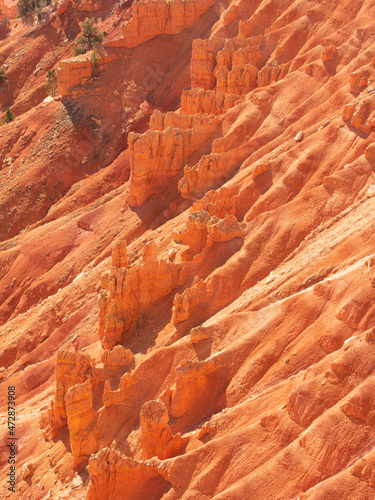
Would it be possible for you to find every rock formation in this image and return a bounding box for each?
[140,399,183,459]
[173,209,244,260]
[102,345,134,377]
[107,0,216,48]
[57,53,116,96]
[86,448,170,500]
[128,111,219,206]
[342,92,375,131]
[65,379,98,468]
[99,240,189,348]
[172,278,207,323]
[178,150,242,199]
[47,350,93,434]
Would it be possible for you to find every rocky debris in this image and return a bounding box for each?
[107,0,216,48]
[190,326,211,343]
[342,93,375,130]
[178,150,243,199]
[127,113,219,206]
[22,463,32,479]
[295,130,304,142]
[65,379,98,467]
[86,448,170,500]
[140,399,183,459]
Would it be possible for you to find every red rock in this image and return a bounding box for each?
[47,349,93,434]
[99,239,189,348]
[107,0,216,48]
[128,112,219,206]
[87,448,170,499]
[172,278,206,323]
[349,71,368,93]
[321,45,338,62]
[65,379,98,467]
[170,355,227,417]
[140,399,183,459]
[181,88,240,115]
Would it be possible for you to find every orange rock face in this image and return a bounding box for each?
[47,350,93,434]
[86,448,170,500]
[6,0,375,499]
[128,111,219,206]
[65,379,98,468]
[106,0,215,48]
[140,399,183,459]
[98,240,188,348]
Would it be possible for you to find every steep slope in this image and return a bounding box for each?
[2,0,375,498]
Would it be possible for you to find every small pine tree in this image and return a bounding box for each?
[74,18,105,56]
[4,107,15,123]
[0,68,6,83]
[17,0,34,17]
[45,69,57,96]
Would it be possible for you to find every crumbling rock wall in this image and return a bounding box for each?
[107,0,216,48]
[128,111,220,206]
[98,240,189,349]
[65,379,98,468]
[180,89,240,115]
[46,350,93,434]
[140,399,183,459]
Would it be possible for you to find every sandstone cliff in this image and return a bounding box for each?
[4,0,375,499]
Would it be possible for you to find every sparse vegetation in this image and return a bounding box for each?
[0,68,7,83]
[91,48,99,75]
[74,18,107,56]
[4,107,15,123]
[17,0,50,19]
[45,69,57,96]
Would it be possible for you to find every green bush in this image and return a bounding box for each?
[74,18,106,56]
[0,68,7,83]
[45,69,57,96]
[4,107,15,123]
